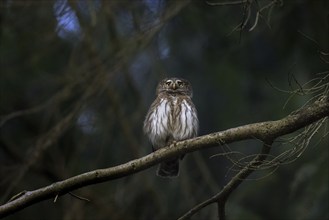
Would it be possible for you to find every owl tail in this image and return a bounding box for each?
[157,158,179,178]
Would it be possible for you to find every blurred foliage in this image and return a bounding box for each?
[0,0,328,219]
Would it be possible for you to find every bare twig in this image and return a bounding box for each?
[208,0,282,33]
[0,103,48,128]
[68,192,90,202]
[249,0,277,31]
[178,141,273,220]
[298,30,329,63]
[205,0,247,6]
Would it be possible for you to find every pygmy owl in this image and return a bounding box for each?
[144,77,198,178]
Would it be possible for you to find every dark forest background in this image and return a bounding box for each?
[0,0,328,219]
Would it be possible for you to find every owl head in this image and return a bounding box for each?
[156,77,193,97]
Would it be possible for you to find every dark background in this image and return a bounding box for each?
[0,0,328,219]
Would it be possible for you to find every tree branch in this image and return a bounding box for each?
[178,141,273,220]
[0,97,328,218]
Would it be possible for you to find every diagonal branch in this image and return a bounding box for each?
[0,97,328,218]
[178,141,273,220]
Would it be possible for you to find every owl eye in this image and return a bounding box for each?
[176,80,183,87]
[165,80,172,86]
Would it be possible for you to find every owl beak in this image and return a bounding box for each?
[172,83,177,90]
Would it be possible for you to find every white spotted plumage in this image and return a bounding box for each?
[145,96,198,150]
[143,77,198,177]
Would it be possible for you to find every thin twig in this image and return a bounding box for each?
[205,0,247,6]
[178,141,273,220]
[249,0,276,31]
[68,192,90,202]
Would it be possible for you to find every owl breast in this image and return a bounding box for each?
[144,96,198,149]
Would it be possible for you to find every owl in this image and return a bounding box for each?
[144,77,198,178]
